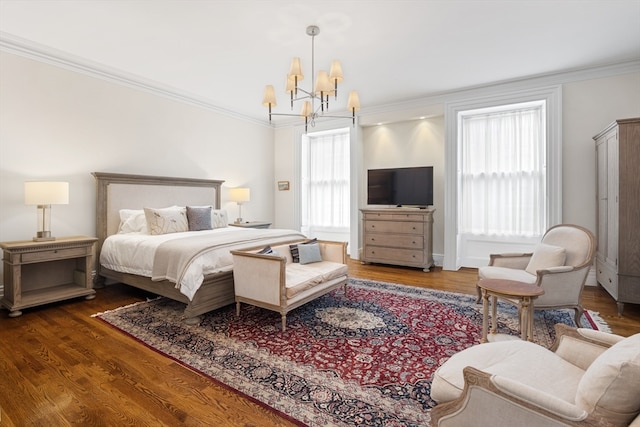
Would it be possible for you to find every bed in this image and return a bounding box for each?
[93,172,305,322]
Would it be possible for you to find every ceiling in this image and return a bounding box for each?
[1,0,639,127]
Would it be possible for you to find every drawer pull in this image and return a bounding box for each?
[609,278,612,283]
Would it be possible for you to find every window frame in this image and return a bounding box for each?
[443,85,562,270]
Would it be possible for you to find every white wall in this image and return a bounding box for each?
[0,52,275,282]
[273,69,640,269]
[362,117,446,262]
[562,72,640,233]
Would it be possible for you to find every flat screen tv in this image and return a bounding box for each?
[367,166,433,207]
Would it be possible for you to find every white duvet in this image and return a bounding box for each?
[100,227,305,300]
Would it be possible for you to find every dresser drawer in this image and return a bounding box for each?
[364,246,425,265]
[363,212,425,222]
[21,247,89,263]
[365,233,423,249]
[365,220,424,235]
[596,260,618,299]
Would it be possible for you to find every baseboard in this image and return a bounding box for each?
[585,266,597,287]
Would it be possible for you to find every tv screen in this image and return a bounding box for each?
[367,166,433,207]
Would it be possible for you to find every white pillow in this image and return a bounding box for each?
[211,209,228,228]
[525,243,566,275]
[118,209,147,234]
[575,333,640,425]
[144,206,188,235]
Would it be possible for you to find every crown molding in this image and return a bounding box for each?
[2,31,638,129]
[356,59,640,126]
[0,31,271,128]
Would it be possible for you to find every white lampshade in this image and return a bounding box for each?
[262,85,277,107]
[300,101,312,118]
[347,90,361,111]
[24,181,69,241]
[288,57,304,80]
[24,182,69,205]
[314,70,332,94]
[329,60,344,83]
[229,187,250,203]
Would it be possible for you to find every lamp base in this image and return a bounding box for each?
[234,218,243,224]
[33,231,55,242]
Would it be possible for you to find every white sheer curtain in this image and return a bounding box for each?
[458,101,546,237]
[301,129,350,236]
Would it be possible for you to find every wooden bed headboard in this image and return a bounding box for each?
[92,172,224,257]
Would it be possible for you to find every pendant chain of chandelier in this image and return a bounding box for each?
[262,25,361,132]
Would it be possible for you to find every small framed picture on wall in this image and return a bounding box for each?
[278,181,290,191]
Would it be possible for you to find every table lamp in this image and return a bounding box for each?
[24,181,69,241]
[229,187,250,224]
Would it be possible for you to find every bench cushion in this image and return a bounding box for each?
[285,261,348,298]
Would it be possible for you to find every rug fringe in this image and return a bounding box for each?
[585,310,612,333]
[91,296,162,318]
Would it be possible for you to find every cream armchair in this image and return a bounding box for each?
[476,224,596,327]
[431,324,640,427]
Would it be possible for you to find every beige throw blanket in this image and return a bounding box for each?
[151,228,305,293]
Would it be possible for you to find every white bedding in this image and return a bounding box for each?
[100,226,305,300]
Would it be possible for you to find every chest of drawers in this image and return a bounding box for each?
[361,208,435,272]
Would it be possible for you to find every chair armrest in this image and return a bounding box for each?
[489,253,532,269]
[431,366,602,427]
[550,324,623,370]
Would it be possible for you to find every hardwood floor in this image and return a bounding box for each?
[1,260,638,426]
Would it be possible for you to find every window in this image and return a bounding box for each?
[301,128,350,239]
[458,101,546,237]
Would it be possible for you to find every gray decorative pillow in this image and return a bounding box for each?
[298,242,322,264]
[257,245,279,257]
[186,206,213,231]
[290,238,318,263]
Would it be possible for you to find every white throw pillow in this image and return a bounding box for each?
[118,209,147,234]
[575,333,640,425]
[211,209,229,228]
[144,206,188,235]
[525,243,566,275]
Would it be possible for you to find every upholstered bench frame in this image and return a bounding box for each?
[231,240,348,330]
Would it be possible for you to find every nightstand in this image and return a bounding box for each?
[1,236,98,317]
[229,221,272,229]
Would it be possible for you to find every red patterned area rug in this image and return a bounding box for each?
[94,279,607,426]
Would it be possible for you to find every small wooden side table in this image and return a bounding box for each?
[477,279,544,343]
[1,236,98,317]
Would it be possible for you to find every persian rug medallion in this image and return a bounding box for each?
[94,279,606,427]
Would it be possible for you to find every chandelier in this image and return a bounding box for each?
[262,25,361,132]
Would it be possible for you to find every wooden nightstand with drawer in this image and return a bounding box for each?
[1,236,98,317]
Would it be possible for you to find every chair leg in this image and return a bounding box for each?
[475,284,482,303]
[574,306,584,328]
[281,314,287,331]
[236,302,241,316]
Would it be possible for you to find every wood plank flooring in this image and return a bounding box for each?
[1,260,638,426]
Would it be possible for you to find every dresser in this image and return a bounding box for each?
[360,208,435,272]
[593,118,640,315]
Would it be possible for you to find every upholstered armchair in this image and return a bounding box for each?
[430,324,640,426]
[476,224,596,326]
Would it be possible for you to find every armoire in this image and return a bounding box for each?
[593,117,640,315]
